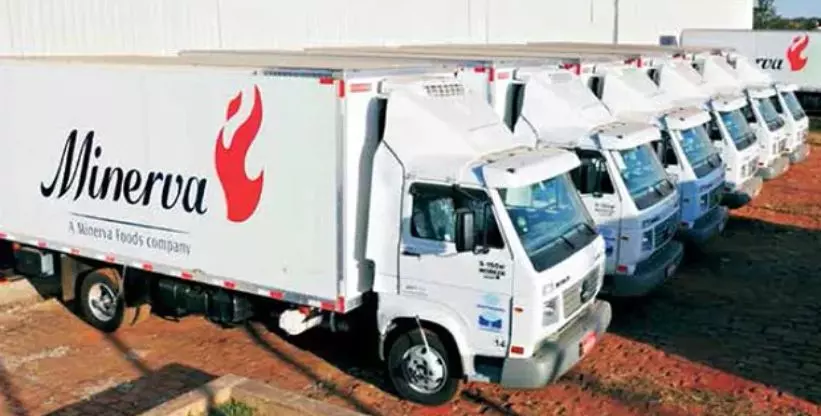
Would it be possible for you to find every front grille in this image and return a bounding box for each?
[653,212,678,248]
[561,267,599,319]
[707,185,723,209]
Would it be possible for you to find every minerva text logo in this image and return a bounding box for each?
[40,85,265,224]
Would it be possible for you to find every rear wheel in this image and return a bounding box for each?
[79,269,126,333]
[386,328,460,406]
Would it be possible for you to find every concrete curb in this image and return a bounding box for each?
[138,374,367,416]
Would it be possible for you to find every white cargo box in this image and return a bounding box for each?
[0,54,456,313]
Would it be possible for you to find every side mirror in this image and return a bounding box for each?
[455,208,476,253]
[668,173,679,184]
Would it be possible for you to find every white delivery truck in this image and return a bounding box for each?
[297,45,685,298]
[726,54,811,164]
[0,52,612,405]
[691,54,792,181]
[577,63,728,246]
[645,57,764,208]
[680,29,821,114]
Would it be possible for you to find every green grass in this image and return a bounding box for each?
[191,400,257,416]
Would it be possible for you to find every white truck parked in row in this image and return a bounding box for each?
[645,57,764,208]
[0,52,611,405]
[692,54,792,181]
[580,63,728,246]
[298,45,685,298]
[726,54,811,164]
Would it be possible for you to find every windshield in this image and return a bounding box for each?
[781,91,807,121]
[755,97,785,132]
[616,143,675,210]
[718,108,756,151]
[679,124,722,178]
[499,174,597,272]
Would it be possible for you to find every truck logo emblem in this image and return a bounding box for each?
[786,34,810,72]
[215,85,265,223]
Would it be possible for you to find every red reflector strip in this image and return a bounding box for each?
[105,255,116,262]
[488,66,496,82]
[473,65,487,73]
[142,263,153,271]
[223,281,236,289]
[319,301,335,311]
[513,306,524,313]
[181,271,194,280]
[510,346,525,355]
[269,291,284,300]
[70,248,80,255]
[336,296,345,313]
[349,83,372,93]
[319,77,334,85]
[0,233,6,239]
[337,80,346,98]
[37,241,47,248]
[497,72,510,80]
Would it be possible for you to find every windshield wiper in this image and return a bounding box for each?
[558,233,575,250]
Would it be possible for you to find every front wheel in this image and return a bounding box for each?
[78,268,126,333]
[386,328,460,406]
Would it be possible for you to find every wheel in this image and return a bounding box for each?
[387,328,460,406]
[79,268,126,333]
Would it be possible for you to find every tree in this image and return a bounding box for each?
[754,0,781,29]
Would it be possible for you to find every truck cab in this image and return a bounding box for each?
[584,64,728,246]
[646,58,763,209]
[692,55,791,181]
[366,76,612,404]
[508,68,684,297]
[727,54,810,164]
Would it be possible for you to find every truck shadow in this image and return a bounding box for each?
[608,215,821,405]
[45,362,215,415]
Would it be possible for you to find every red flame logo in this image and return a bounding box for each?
[215,85,264,223]
[786,34,810,72]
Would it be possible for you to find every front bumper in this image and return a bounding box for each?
[789,143,810,164]
[722,176,763,209]
[676,205,729,245]
[601,240,684,298]
[758,156,790,180]
[499,300,612,389]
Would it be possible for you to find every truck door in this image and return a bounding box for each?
[570,150,623,272]
[399,182,514,358]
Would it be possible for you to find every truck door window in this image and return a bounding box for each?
[652,132,678,166]
[571,150,614,194]
[769,96,784,115]
[409,184,504,248]
[740,104,756,124]
[706,118,723,142]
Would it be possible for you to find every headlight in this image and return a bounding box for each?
[542,298,559,326]
[700,193,709,211]
[641,229,653,252]
[541,283,553,297]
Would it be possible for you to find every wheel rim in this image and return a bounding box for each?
[401,344,448,395]
[88,282,118,322]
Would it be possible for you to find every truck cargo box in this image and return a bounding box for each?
[0,55,452,312]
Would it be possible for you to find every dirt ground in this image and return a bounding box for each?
[2,136,821,416]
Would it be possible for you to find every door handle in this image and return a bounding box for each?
[402,250,421,257]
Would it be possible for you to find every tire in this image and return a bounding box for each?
[387,328,460,406]
[78,268,127,333]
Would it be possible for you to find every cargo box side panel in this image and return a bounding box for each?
[0,61,340,300]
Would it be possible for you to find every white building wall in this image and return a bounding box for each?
[616,0,754,44]
[0,0,752,56]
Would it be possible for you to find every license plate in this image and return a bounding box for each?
[580,331,597,357]
[666,263,677,278]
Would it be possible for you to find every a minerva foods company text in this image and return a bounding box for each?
[69,220,192,256]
